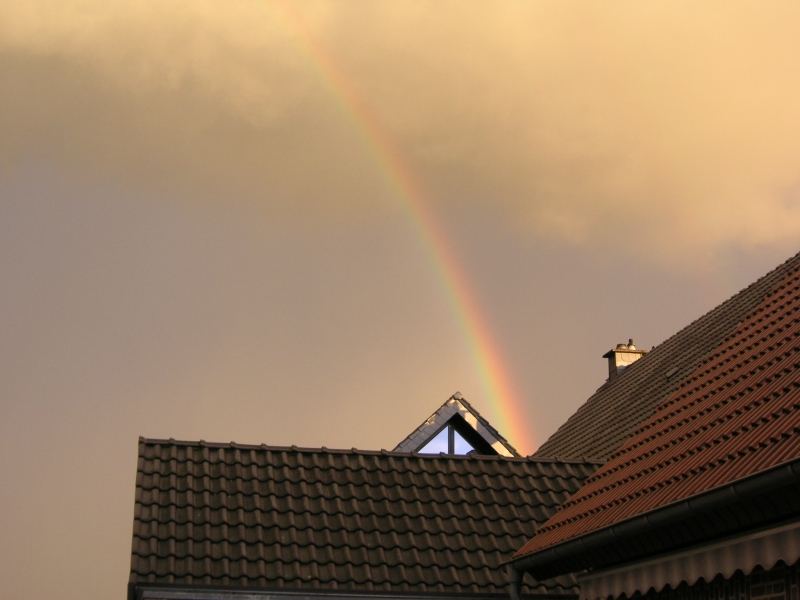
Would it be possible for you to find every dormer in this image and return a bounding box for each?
[393,392,519,457]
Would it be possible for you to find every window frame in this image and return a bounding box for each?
[416,422,476,455]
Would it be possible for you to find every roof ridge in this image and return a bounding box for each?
[136,436,598,464]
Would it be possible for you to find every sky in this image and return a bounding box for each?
[2,2,800,598]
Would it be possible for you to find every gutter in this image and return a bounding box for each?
[133,583,566,600]
[510,458,800,578]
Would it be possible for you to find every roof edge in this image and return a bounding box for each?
[131,581,570,600]
[136,436,597,465]
[511,457,800,576]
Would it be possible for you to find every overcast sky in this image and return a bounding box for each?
[2,2,800,599]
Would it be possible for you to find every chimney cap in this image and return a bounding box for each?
[618,338,636,350]
[602,339,647,358]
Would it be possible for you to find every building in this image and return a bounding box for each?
[128,439,597,600]
[127,395,597,600]
[128,250,800,600]
[512,251,800,600]
[534,251,798,463]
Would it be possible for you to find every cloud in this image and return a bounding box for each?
[3,1,800,264]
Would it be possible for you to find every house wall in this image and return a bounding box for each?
[628,562,799,600]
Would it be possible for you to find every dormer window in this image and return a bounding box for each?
[394,393,520,457]
[417,423,477,455]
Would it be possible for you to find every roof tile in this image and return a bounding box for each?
[517,255,800,559]
[130,439,597,597]
[536,251,800,461]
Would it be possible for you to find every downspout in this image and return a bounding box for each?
[508,564,523,600]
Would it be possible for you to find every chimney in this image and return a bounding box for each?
[603,339,647,380]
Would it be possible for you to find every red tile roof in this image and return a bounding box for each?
[516,256,800,559]
[536,252,800,462]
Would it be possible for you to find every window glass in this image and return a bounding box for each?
[418,428,449,454]
[452,429,475,455]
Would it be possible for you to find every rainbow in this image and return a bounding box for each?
[275,4,534,453]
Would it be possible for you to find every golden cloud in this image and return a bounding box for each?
[3,1,800,263]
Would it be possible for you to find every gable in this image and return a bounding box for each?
[393,392,520,457]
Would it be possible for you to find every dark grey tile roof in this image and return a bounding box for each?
[535,250,800,462]
[130,438,598,598]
